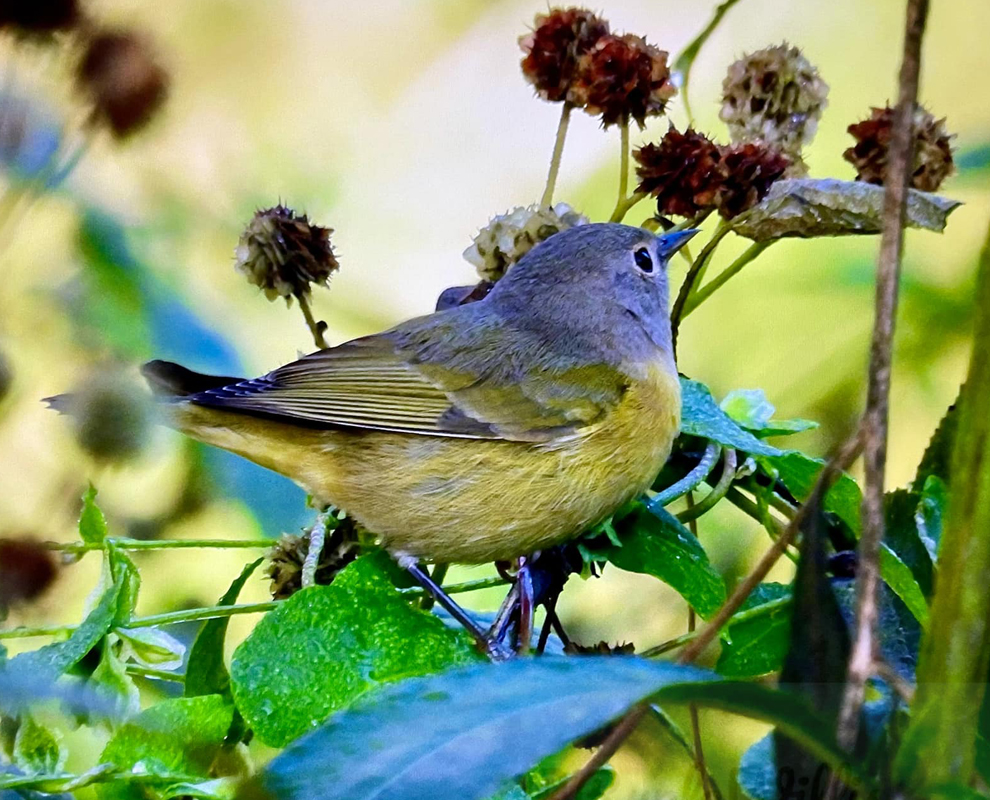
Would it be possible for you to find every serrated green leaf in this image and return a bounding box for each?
[716,584,791,677]
[230,554,478,747]
[730,178,961,241]
[98,695,233,800]
[185,559,262,699]
[680,379,783,456]
[912,394,959,492]
[79,485,108,545]
[116,627,186,671]
[12,714,64,775]
[600,505,725,619]
[760,451,862,534]
[879,544,929,626]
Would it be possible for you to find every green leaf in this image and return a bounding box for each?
[12,714,64,775]
[261,657,718,800]
[760,452,862,534]
[116,627,187,670]
[160,778,238,800]
[680,379,783,456]
[885,489,934,597]
[230,554,478,747]
[98,695,233,800]
[915,475,947,562]
[600,505,726,619]
[716,584,791,677]
[185,559,263,698]
[79,485,108,545]
[879,544,929,626]
[721,389,775,429]
[912,394,959,492]
[730,178,961,241]
[91,635,140,716]
[106,543,141,627]
[530,768,614,800]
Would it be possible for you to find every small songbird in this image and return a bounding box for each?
[141,223,695,565]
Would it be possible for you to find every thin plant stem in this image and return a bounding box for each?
[126,664,184,683]
[609,191,648,223]
[301,515,327,589]
[835,0,930,757]
[687,605,713,800]
[296,292,328,350]
[607,117,631,222]
[43,537,275,555]
[677,449,737,524]
[540,102,572,208]
[647,441,721,511]
[670,223,731,354]
[681,241,774,319]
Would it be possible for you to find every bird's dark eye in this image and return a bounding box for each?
[633,247,654,273]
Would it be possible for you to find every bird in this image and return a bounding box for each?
[140,223,695,569]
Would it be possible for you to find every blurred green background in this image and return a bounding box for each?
[1,0,988,796]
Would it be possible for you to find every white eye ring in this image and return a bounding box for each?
[633,247,654,273]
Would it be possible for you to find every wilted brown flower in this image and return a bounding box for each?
[570,33,676,128]
[235,205,339,303]
[463,202,588,282]
[519,8,609,103]
[69,370,152,463]
[715,142,790,218]
[844,105,955,192]
[267,519,360,600]
[634,128,723,218]
[76,29,169,138]
[0,538,57,613]
[719,43,828,173]
[0,0,79,35]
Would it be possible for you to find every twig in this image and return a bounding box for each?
[670,223,731,354]
[684,504,713,800]
[301,515,327,589]
[835,0,929,754]
[541,103,573,207]
[547,704,649,800]
[296,292,328,350]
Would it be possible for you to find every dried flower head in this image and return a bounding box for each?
[634,128,723,218]
[715,142,790,219]
[0,0,79,35]
[519,8,609,103]
[571,33,676,127]
[70,370,152,463]
[76,29,169,139]
[235,205,339,303]
[843,105,955,192]
[719,43,828,172]
[267,519,360,600]
[0,538,58,614]
[463,202,588,282]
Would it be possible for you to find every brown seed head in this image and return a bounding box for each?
[0,0,79,35]
[76,29,169,139]
[235,205,339,303]
[714,142,790,219]
[519,7,609,103]
[634,128,723,218]
[267,520,360,600]
[843,104,955,192]
[719,43,828,173]
[571,33,676,128]
[0,538,57,612]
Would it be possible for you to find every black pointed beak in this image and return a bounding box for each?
[657,228,701,259]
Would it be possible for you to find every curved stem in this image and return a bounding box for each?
[610,191,648,223]
[681,241,774,320]
[607,118,632,223]
[677,448,737,524]
[297,292,328,350]
[670,223,731,354]
[301,515,327,589]
[540,103,572,208]
[647,442,721,511]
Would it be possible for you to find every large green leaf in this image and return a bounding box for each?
[759,452,862,535]
[230,554,478,747]
[185,559,263,698]
[97,695,233,800]
[716,584,791,677]
[261,658,868,800]
[879,545,929,626]
[599,505,726,619]
[679,379,783,456]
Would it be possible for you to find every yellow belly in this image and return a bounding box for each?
[177,365,680,564]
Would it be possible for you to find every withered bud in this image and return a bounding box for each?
[843,104,955,192]
[76,29,169,139]
[519,7,609,103]
[235,205,339,303]
[715,142,790,219]
[267,519,360,600]
[571,33,676,128]
[70,370,152,463]
[634,128,723,218]
[0,538,57,613]
[719,43,828,173]
[463,202,588,283]
[0,0,79,35]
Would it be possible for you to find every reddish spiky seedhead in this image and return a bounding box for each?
[519,8,609,103]
[571,33,676,128]
[634,128,723,218]
[715,142,790,219]
[844,105,955,192]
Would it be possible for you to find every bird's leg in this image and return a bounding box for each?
[399,556,512,661]
[487,581,521,652]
